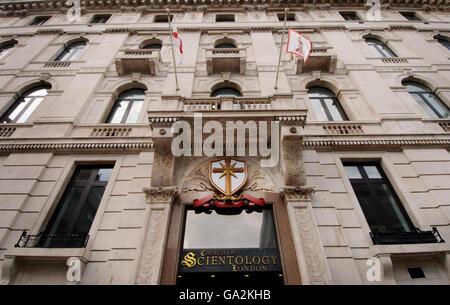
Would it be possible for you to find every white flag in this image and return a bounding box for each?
[286,28,312,63]
[172,26,183,64]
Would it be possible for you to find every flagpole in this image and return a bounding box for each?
[274,8,288,90]
[166,8,179,91]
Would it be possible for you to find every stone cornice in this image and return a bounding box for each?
[302,139,450,150]
[0,0,448,16]
[0,141,154,153]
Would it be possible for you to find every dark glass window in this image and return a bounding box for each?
[403,81,449,119]
[277,13,296,21]
[1,86,50,123]
[183,208,278,249]
[154,15,173,23]
[340,12,360,21]
[308,87,348,121]
[365,38,397,58]
[55,41,86,61]
[211,87,242,97]
[216,14,235,22]
[0,41,17,60]
[142,43,162,50]
[106,89,145,123]
[30,16,50,26]
[90,14,111,24]
[400,12,421,21]
[37,165,113,248]
[436,36,450,51]
[344,163,415,235]
[215,43,236,48]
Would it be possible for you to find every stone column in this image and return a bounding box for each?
[135,186,177,285]
[282,186,333,285]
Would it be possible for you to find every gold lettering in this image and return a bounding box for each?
[262,256,269,265]
[262,265,267,272]
[245,256,251,265]
[219,256,226,265]
[197,256,205,266]
[206,256,210,265]
[227,256,233,264]
[232,264,237,272]
[271,256,278,265]
[252,256,261,265]
[212,256,218,265]
[235,256,243,265]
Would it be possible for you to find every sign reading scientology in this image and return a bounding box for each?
[179,248,281,273]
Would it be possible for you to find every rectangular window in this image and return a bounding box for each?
[340,12,360,21]
[216,14,235,22]
[400,12,421,21]
[154,15,173,23]
[30,16,50,26]
[90,14,111,24]
[343,163,415,238]
[277,13,296,21]
[37,165,113,248]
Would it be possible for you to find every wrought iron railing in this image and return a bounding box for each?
[15,230,90,248]
[370,227,445,245]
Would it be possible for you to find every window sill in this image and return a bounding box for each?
[4,247,88,262]
[369,242,450,259]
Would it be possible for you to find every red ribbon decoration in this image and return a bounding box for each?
[193,193,264,208]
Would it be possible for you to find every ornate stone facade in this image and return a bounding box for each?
[0,1,449,285]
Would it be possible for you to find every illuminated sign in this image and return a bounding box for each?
[178,248,281,273]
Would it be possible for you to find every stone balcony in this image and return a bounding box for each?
[205,48,246,75]
[296,47,337,73]
[115,49,161,75]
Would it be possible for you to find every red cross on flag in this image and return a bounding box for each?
[172,26,183,63]
[286,28,312,63]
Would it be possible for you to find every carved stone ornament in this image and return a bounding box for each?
[182,159,274,193]
[143,186,177,203]
[281,186,315,201]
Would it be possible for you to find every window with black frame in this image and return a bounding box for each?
[403,81,449,119]
[1,85,51,124]
[340,12,360,21]
[90,14,111,24]
[30,16,50,26]
[0,40,17,61]
[365,38,397,58]
[308,87,348,122]
[36,165,113,248]
[106,89,145,124]
[343,163,443,245]
[54,41,86,61]
[177,206,283,285]
[435,35,450,51]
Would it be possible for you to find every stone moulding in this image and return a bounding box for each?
[281,186,315,202]
[302,139,450,149]
[0,0,448,15]
[0,142,154,153]
[143,186,178,203]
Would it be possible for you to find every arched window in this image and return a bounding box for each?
[403,81,449,119]
[1,85,51,123]
[106,89,145,123]
[211,87,242,97]
[435,35,450,51]
[365,38,397,58]
[307,87,348,121]
[142,43,162,50]
[215,43,236,49]
[0,40,17,61]
[55,41,86,61]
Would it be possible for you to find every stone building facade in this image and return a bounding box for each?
[0,0,449,285]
